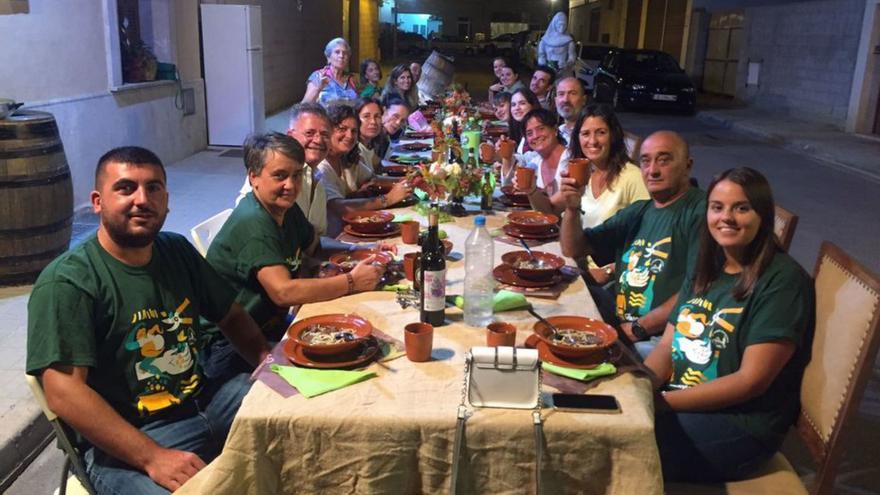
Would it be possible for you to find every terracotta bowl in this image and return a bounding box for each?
[501,250,565,281]
[288,314,373,356]
[500,185,530,204]
[328,250,393,273]
[343,210,394,234]
[532,316,618,361]
[506,211,559,234]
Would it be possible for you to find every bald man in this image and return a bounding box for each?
[559,131,706,350]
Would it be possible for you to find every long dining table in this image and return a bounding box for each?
[175,202,663,495]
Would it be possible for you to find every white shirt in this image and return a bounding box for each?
[579,162,650,228]
[236,164,328,237]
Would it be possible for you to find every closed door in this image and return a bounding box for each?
[704,11,743,96]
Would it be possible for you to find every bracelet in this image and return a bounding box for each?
[345,272,355,294]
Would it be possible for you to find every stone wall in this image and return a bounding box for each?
[736,0,865,127]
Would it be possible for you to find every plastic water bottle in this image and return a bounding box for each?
[464,215,495,326]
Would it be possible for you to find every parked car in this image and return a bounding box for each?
[573,44,612,92]
[397,32,428,55]
[592,48,696,113]
[428,34,481,55]
[483,33,517,57]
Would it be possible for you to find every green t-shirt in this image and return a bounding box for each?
[666,253,815,449]
[206,192,315,340]
[26,233,236,424]
[584,187,706,321]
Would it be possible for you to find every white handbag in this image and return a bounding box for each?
[451,346,544,494]
[467,346,540,409]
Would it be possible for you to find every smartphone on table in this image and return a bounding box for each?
[551,393,621,414]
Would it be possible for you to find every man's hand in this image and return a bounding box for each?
[620,321,637,343]
[558,176,584,210]
[349,255,384,291]
[143,447,207,492]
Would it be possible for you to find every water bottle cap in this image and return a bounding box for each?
[474,215,486,226]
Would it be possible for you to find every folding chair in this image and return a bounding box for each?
[624,130,642,163]
[190,208,233,257]
[666,241,880,494]
[25,374,96,495]
[774,204,800,252]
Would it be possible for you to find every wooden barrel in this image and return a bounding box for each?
[417,50,455,101]
[0,111,73,285]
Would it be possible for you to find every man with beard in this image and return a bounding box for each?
[26,147,270,494]
[555,76,588,145]
[530,65,556,110]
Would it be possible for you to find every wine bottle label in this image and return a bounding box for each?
[423,269,446,311]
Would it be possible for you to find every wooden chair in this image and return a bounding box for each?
[666,241,880,495]
[624,131,642,163]
[25,374,96,495]
[774,205,799,252]
[190,208,233,256]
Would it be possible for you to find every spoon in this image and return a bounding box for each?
[518,238,538,262]
[526,306,572,344]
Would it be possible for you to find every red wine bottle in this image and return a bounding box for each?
[420,211,446,326]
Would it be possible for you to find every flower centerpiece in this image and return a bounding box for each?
[408,126,484,217]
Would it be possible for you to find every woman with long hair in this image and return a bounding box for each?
[359,59,382,99]
[487,56,508,101]
[495,88,542,185]
[645,167,814,483]
[382,64,419,110]
[302,38,359,106]
[318,104,411,236]
[355,98,384,173]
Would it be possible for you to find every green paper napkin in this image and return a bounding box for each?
[541,362,617,382]
[392,214,413,223]
[381,283,412,292]
[270,364,376,398]
[449,290,530,313]
[413,189,428,201]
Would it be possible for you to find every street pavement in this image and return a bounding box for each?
[4,98,880,493]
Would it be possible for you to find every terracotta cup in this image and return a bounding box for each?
[479,142,495,163]
[404,322,434,362]
[400,221,420,244]
[431,149,441,162]
[567,158,591,188]
[498,138,516,160]
[515,167,535,191]
[403,252,420,282]
[486,322,517,347]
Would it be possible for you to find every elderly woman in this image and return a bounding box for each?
[496,88,542,184]
[318,104,412,236]
[303,37,359,106]
[203,132,389,378]
[356,98,384,173]
[359,59,382,100]
[511,108,570,202]
[645,167,814,483]
[382,64,419,110]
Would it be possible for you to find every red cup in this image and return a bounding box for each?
[498,138,516,160]
[404,322,434,362]
[404,252,420,282]
[567,158,591,188]
[479,142,495,163]
[487,322,517,347]
[515,167,535,191]
[400,221,420,244]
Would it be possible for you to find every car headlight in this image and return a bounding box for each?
[629,84,647,91]
[681,87,696,93]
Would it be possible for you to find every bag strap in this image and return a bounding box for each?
[451,351,545,495]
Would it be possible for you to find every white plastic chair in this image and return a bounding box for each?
[25,374,96,495]
[190,208,233,257]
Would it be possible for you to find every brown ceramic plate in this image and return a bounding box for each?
[403,130,434,139]
[342,223,401,239]
[500,185,529,203]
[382,164,412,176]
[288,314,373,356]
[394,142,432,152]
[507,211,560,234]
[283,337,379,369]
[532,316,618,360]
[342,210,395,234]
[501,250,565,281]
[501,224,559,240]
[493,264,561,288]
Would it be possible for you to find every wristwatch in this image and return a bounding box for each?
[631,320,649,340]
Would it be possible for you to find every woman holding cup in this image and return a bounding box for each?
[510,108,570,207]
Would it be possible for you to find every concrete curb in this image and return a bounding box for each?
[0,410,52,492]
[696,111,880,184]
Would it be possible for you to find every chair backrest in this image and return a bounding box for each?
[797,241,880,495]
[190,208,233,257]
[774,205,799,252]
[623,131,642,163]
[25,374,97,495]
